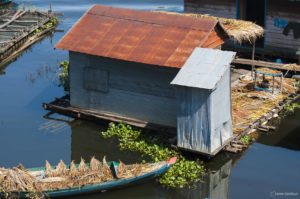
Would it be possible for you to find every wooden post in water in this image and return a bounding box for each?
[272,76,275,94]
[280,73,283,93]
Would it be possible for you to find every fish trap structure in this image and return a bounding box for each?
[0,9,56,65]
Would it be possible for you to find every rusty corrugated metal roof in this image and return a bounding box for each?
[56,5,225,68]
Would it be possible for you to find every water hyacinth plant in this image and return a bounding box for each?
[58,61,69,91]
[283,102,300,115]
[102,123,205,188]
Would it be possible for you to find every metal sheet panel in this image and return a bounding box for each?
[171,48,236,89]
[56,5,225,69]
[176,68,233,155]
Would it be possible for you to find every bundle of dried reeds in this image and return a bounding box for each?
[0,167,43,198]
[37,157,114,191]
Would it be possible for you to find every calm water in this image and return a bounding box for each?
[0,1,299,198]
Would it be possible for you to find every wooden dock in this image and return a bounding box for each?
[0,9,57,67]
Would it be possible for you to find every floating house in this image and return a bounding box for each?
[184,0,300,59]
[56,5,253,155]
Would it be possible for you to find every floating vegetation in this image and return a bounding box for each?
[44,18,58,29]
[102,123,205,188]
[240,135,252,145]
[33,17,58,36]
[283,102,300,116]
[58,61,69,91]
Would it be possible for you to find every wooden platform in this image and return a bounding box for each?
[42,95,176,134]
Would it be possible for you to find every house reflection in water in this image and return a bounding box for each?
[69,121,232,199]
[171,159,231,199]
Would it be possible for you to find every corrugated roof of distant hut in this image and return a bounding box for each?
[158,12,264,44]
[56,5,230,69]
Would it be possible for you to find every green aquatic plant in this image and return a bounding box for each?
[58,61,69,91]
[44,17,58,29]
[283,102,300,115]
[34,28,41,35]
[102,123,204,188]
[240,135,252,145]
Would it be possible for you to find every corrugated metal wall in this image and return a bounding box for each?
[176,68,232,155]
[210,67,233,152]
[69,51,179,127]
[177,87,212,152]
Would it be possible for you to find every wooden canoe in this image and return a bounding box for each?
[2,157,176,198]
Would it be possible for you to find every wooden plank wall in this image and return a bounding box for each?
[69,51,179,128]
[184,0,236,19]
[265,0,300,55]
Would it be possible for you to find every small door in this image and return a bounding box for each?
[237,0,266,48]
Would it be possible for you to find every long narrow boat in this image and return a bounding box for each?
[0,157,176,198]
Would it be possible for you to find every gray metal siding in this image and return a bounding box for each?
[69,51,90,109]
[174,48,234,155]
[69,51,178,127]
[210,68,233,152]
[177,87,212,152]
[176,74,232,154]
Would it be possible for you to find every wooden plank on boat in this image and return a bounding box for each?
[0,35,13,39]
[5,20,39,23]
[0,10,27,29]
[0,29,22,32]
[6,24,28,28]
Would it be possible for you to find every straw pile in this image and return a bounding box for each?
[157,11,264,44]
[0,167,43,198]
[116,161,163,179]
[37,157,114,191]
[232,71,298,134]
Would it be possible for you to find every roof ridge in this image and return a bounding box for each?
[87,5,218,32]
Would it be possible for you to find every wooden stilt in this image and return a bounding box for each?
[251,41,256,77]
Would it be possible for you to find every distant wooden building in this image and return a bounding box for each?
[184,0,300,59]
[56,5,239,155]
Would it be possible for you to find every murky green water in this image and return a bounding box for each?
[0,1,299,198]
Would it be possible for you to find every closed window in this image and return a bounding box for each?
[83,68,108,93]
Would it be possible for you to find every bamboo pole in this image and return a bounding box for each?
[251,41,256,78]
